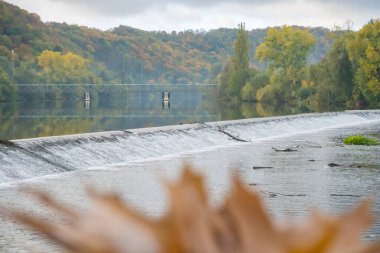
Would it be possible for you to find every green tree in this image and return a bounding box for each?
[220,23,250,101]
[311,33,354,105]
[256,26,315,69]
[256,67,291,103]
[256,26,315,84]
[241,70,269,101]
[347,19,380,106]
[255,26,315,103]
[0,67,15,102]
[14,59,40,84]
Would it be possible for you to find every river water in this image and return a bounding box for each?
[0,84,347,140]
[0,85,379,252]
[0,110,379,252]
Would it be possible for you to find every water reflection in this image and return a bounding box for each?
[0,84,351,140]
[216,101,347,120]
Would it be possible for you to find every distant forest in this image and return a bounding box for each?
[0,0,332,86]
[2,1,378,107]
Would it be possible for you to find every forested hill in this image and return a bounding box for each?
[0,0,331,84]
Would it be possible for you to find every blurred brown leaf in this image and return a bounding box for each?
[12,165,380,253]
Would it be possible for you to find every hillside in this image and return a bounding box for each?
[0,0,332,84]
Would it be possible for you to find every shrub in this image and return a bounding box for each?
[343,135,378,145]
[241,82,256,101]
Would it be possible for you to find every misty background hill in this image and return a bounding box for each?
[0,0,332,84]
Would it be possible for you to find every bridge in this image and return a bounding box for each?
[15,84,219,94]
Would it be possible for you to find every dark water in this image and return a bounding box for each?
[0,84,347,140]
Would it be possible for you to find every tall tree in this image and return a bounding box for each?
[220,23,250,101]
[347,19,380,105]
[233,23,250,74]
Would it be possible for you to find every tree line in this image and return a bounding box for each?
[220,21,380,107]
[1,0,377,107]
[0,1,330,95]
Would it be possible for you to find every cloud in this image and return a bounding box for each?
[45,0,380,17]
[6,0,379,31]
[46,0,286,16]
[109,0,379,31]
[318,0,380,10]
[48,0,157,16]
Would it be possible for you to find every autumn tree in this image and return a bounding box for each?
[347,19,380,106]
[256,26,315,83]
[255,26,315,103]
[37,50,101,84]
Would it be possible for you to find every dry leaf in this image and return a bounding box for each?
[10,165,380,253]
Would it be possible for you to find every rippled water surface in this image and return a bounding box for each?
[0,115,379,252]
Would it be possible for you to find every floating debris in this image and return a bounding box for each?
[216,126,251,142]
[252,166,274,170]
[272,147,297,152]
[328,163,341,167]
[261,190,306,197]
[331,194,361,197]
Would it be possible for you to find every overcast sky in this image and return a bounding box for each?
[6,0,380,31]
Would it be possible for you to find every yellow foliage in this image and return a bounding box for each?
[347,20,380,100]
[38,50,62,71]
[37,50,93,84]
[12,166,380,253]
[301,80,308,88]
[255,25,315,70]
[365,45,375,61]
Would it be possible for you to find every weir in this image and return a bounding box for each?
[0,110,379,184]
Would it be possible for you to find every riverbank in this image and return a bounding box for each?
[0,119,379,252]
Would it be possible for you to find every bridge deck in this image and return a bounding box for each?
[15,84,219,93]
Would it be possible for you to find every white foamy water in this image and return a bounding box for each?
[0,110,379,183]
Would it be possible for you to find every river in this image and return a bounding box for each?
[0,85,379,252]
[0,84,347,140]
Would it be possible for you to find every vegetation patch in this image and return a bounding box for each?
[343,135,378,145]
